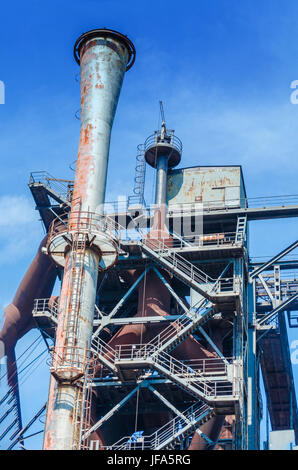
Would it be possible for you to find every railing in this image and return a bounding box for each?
[169,194,298,213]
[182,357,233,376]
[143,237,213,284]
[115,344,232,377]
[91,336,116,371]
[122,214,235,294]
[28,171,298,214]
[255,277,298,305]
[33,298,103,323]
[144,130,183,156]
[123,231,239,248]
[104,402,212,450]
[144,232,239,249]
[142,301,211,352]
[250,253,298,264]
[103,194,298,215]
[50,346,89,382]
[114,344,235,400]
[47,212,236,297]
[47,211,123,247]
[142,236,235,293]
[256,283,298,300]
[255,312,279,329]
[33,297,238,398]
[29,171,74,202]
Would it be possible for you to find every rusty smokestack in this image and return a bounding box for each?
[43,28,135,450]
[71,28,135,213]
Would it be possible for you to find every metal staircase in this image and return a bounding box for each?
[33,301,238,404]
[121,214,235,302]
[141,301,214,354]
[141,238,217,301]
[29,172,73,205]
[31,214,241,449]
[105,402,215,450]
[114,344,237,404]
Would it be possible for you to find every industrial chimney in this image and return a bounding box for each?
[43,28,135,450]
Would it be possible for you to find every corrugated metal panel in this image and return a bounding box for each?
[167,166,244,209]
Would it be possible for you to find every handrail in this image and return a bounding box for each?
[144,131,183,156]
[33,298,103,323]
[47,211,123,254]
[105,402,212,450]
[28,172,298,213]
[29,171,74,202]
[114,343,235,401]
[104,194,298,214]
[143,300,211,351]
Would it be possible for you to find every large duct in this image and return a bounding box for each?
[0,235,57,444]
[0,235,57,357]
[43,29,135,451]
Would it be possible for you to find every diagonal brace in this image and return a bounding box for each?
[92,267,150,338]
[257,292,298,326]
[82,384,140,440]
[148,385,213,445]
[250,240,298,280]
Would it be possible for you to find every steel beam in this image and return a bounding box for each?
[197,327,229,366]
[148,385,214,446]
[153,267,191,312]
[250,240,298,280]
[82,384,140,440]
[258,273,274,304]
[97,314,181,327]
[257,292,298,326]
[7,404,46,450]
[92,268,149,337]
[247,280,259,450]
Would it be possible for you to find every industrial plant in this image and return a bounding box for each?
[0,28,297,451]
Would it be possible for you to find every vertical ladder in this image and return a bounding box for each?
[236,216,247,243]
[274,264,281,307]
[76,361,96,450]
[62,232,87,365]
[128,144,146,207]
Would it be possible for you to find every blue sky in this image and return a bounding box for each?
[1,0,298,449]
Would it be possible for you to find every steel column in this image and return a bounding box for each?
[247,280,259,449]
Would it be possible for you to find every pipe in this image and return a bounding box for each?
[43,28,135,451]
[0,235,57,357]
[154,155,168,230]
[155,155,168,207]
[0,234,57,444]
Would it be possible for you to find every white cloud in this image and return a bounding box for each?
[0,195,41,265]
[0,195,36,226]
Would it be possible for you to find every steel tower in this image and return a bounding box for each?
[0,28,298,451]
